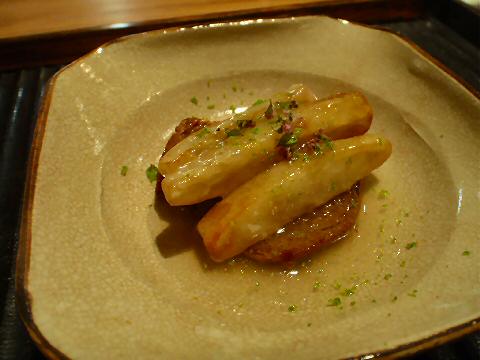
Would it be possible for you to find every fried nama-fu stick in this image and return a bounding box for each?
[159,85,373,206]
[197,134,392,262]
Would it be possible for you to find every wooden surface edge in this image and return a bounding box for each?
[0,0,424,71]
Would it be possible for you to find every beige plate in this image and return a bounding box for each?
[18,16,480,359]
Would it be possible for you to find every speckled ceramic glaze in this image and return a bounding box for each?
[18,16,479,359]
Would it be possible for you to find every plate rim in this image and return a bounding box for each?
[16,15,480,360]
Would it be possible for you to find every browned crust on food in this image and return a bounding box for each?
[245,183,360,263]
[163,117,212,154]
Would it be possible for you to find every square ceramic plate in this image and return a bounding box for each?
[18,16,479,359]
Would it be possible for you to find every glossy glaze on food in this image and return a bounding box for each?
[158,84,391,263]
[198,134,392,262]
[245,183,360,263]
[159,114,362,264]
[159,85,372,206]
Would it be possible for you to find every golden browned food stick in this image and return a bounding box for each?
[159,90,373,206]
[198,134,392,262]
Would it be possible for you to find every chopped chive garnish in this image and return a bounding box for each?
[146,164,158,183]
[293,127,303,136]
[342,288,355,296]
[120,165,128,176]
[408,289,418,297]
[378,189,389,199]
[319,135,334,150]
[327,297,341,307]
[278,133,297,147]
[405,242,417,250]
